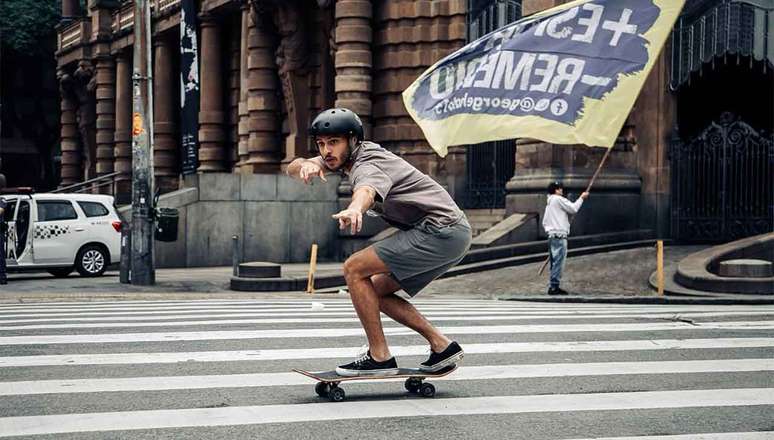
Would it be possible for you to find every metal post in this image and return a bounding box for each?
[130,0,155,285]
[657,240,664,296]
[306,244,319,294]
[232,235,240,277]
[119,226,131,284]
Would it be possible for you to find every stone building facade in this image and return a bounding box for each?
[53,0,772,266]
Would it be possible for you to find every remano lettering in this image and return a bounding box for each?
[410,0,660,125]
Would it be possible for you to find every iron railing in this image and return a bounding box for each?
[51,172,122,195]
[671,113,774,242]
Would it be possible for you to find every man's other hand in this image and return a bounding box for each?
[332,208,362,234]
[299,161,327,184]
[580,192,590,199]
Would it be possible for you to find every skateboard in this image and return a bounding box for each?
[292,365,457,402]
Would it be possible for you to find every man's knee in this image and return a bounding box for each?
[343,255,365,283]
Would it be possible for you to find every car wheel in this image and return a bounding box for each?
[47,267,74,278]
[76,245,108,277]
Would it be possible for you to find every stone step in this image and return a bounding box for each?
[718,259,773,278]
[238,262,282,278]
[229,232,655,292]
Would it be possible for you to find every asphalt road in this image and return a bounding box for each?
[0,298,772,439]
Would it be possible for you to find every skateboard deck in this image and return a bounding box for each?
[293,365,457,402]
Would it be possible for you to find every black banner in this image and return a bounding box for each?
[179,0,200,174]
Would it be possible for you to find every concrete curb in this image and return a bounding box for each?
[499,295,774,305]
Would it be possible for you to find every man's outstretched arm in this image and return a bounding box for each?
[332,186,376,234]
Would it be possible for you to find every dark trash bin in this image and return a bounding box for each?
[155,207,179,242]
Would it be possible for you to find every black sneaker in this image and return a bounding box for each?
[335,350,399,377]
[547,287,569,295]
[419,341,464,372]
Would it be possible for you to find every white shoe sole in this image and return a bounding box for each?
[419,350,464,372]
[335,367,400,377]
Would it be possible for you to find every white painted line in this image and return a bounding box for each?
[0,299,510,308]
[1,338,772,367]
[2,359,772,396]
[2,312,773,330]
[0,303,602,313]
[1,388,772,437]
[1,321,771,346]
[1,305,770,319]
[0,306,631,317]
[564,433,774,440]
[1,299,724,309]
[2,302,769,315]
[0,311,774,331]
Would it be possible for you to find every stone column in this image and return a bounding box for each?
[227,21,242,168]
[236,5,250,170]
[333,0,372,137]
[632,50,676,236]
[85,0,117,185]
[58,71,81,187]
[93,54,115,188]
[244,8,281,172]
[153,37,179,193]
[197,13,227,172]
[114,52,132,204]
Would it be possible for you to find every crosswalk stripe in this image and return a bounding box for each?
[2,302,770,314]
[0,299,521,308]
[4,298,754,309]
[1,388,771,437]
[2,359,772,396]
[0,306,665,317]
[1,310,771,327]
[1,311,772,330]
[564,433,774,440]
[1,337,772,367]
[2,306,769,319]
[0,304,629,313]
[1,321,771,345]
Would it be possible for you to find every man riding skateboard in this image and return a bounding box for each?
[287,108,471,377]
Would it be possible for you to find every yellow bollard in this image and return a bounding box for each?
[307,244,318,294]
[656,240,664,296]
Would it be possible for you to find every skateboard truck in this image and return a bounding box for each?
[294,365,457,402]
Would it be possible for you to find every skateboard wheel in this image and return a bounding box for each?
[315,382,329,397]
[405,378,422,393]
[328,386,346,402]
[419,383,435,398]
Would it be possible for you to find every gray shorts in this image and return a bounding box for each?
[373,216,472,297]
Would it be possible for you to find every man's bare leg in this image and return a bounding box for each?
[342,246,393,361]
[371,274,453,353]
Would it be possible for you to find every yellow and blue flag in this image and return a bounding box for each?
[402,0,686,157]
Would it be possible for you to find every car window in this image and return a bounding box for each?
[3,200,16,222]
[37,200,78,222]
[78,201,110,217]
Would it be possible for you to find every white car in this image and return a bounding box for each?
[2,192,122,277]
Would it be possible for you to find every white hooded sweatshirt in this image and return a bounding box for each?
[542,194,584,236]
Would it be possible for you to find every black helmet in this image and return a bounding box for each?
[547,181,564,194]
[309,108,364,142]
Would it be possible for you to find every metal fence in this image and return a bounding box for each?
[671,113,774,242]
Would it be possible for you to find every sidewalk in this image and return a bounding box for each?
[2,246,770,303]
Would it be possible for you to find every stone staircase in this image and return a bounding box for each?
[465,208,506,237]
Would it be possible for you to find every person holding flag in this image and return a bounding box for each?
[543,181,589,295]
[286,108,471,376]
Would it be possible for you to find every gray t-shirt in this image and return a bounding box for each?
[346,141,463,228]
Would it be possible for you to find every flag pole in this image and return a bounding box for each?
[538,146,614,276]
